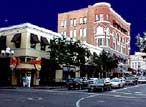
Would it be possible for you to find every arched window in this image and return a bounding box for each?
[106,27,110,36]
[96,26,104,35]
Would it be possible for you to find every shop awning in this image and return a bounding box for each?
[41,36,49,45]
[30,33,40,43]
[11,33,21,43]
[16,63,36,70]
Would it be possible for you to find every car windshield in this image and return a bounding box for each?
[111,79,120,82]
[96,79,104,84]
[126,76,135,80]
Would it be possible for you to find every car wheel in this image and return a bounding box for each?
[88,88,91,92]
[101,88,104,92]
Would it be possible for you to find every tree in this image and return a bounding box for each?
[92,50,118,78]
[48,36,91,79]
[136,33,146,52]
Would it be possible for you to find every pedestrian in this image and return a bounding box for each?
[26,75,31,88]
[22,76,26,87]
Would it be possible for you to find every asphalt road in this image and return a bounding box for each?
[0,84,146,107]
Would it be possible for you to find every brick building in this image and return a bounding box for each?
[58,2,131,59]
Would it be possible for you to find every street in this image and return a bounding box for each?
[0,84,146,107]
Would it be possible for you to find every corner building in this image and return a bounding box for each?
[58,2,131,59]
[0,23,61,86]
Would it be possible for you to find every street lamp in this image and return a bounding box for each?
[1,47,14,57]
[0,47,15,86]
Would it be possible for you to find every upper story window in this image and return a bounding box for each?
[83,17,87,24]
[70,19,73,27]
[98,38,104,46]
[11,33,21,48]
[60,21,64,27]
[41,36,49,51]
[106,27,110,36]
[73,18,77,26]
[64,20,67,28]
[30,33,40,49]
[99,14,104,21]
[70,30,73,38]
[106,14,109,20]
[79,28,83,37]
[95,15,99,21]
[73,30,76,38]
[80,17,83,24]
[83,28,87,37]
[96,26,104,35]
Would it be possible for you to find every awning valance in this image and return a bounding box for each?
[41,36,49,45]
[16,63,35,70]
[30,33,40,44]
[11,33,21,43]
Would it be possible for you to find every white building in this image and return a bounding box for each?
[129,52,146,75]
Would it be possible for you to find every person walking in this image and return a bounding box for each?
[22,76,26,87]
[26,75,31,88]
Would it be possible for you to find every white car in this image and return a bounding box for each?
[138,76,146,84]
[111,78,124,88]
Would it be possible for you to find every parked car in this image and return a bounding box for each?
[88,78,112,92]
[66,77,88,90]
[111,77,125,88]
[125,76,138,85]
[138,76,146,84]
[88,78,98,84]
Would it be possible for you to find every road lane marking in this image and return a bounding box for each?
[76,94,99,107]
[135,92,142,94]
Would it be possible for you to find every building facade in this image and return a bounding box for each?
[58,2,130,60]
[0,23,103,86]
[129,52,146,75]
[0,23,62,86]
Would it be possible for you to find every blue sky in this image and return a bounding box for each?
[0,0,146,54]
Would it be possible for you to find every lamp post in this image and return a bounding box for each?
[1,47,14,57]
[0,47,15,86]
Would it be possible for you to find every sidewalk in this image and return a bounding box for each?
[0,86,66,90]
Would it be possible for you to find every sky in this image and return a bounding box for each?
[0,0,146,54]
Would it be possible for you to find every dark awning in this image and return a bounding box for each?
[11,33,21,43]
[41,36,49,45]
[30,33,40,44]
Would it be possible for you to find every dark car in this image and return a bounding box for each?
[88,79,112,92]
[125,76,138,85]
[66,78,85,90]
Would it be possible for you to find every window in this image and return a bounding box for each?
[83,17,87,24]
[30,33,40,49]
[70,19,73,27]
[63,32,67,37]
[11,33,21,48]
[41,36,49,51]
[64,20,67,28]
[96,26,104,35]
[106,14,109,20]
[95,15,99,21]
[73,18,77,26]
[98,38,104,46]
[113,42,115,49]
[70,30,73,38]
[61,21,64,27]
[80,17,83,24]
[74,30,76,38]
[83,28,87,37]
[107,38,110,47]
[79,29,83,37]
[99,14,104,21]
